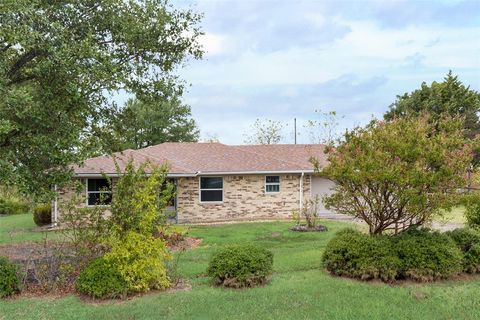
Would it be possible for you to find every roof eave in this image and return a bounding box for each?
[73,169,316,178]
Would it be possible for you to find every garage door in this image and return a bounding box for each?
[310,176,335,213]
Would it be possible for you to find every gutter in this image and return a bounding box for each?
[74,173,196,178]
[191,170,314,176]
[74,170,315,178]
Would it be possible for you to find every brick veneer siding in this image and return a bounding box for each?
[176,174,311,223]
[56,174,312,224]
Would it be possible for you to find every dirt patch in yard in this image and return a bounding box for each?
[0,241,68,261]
[0,237,201,301]
[168,237,202,251]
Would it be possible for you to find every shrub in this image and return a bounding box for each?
[322,228,463,282]
[464,194,480,228]
[394,229,463,281]
[0,257,21,298]
[446,228,480,273]
[108,160,174,237]
[156,225,189,246]
[76,257,128,299]
[322,229,400,282]
[104,232,171,293]
[0,198,29,215]
[207,244,273,288]
[33,204,52,226]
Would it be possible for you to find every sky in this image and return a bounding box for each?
[175,0,480,144]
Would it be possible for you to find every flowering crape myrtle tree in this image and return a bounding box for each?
[315,114,476,235]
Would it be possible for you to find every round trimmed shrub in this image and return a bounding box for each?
[0,257,21,298]
[207,244,273,288]
[322,229,400,282]
[446,228,480,273]
[33,204,52,226]
[76,257,128,299]
[392,229,463,281]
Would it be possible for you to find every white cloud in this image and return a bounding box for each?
[183,18,479,88]
[176,1,480,144]
[198,33,229,56]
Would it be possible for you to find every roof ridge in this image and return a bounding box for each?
[231,143,326,147]
[230,145,308,169]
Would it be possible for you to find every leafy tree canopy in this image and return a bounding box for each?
[316,114,476,235]
[88,94,199,154]
[0,0,202,196]
[384,72,480,140]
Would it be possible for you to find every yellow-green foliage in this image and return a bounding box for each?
[109,160,174,237]
[104,232,171,293]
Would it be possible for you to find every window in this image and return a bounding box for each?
[86,178,112,206]
[265,176,280,193]
[200,177,223,202]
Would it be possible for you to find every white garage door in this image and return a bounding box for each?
[310,176,335,213]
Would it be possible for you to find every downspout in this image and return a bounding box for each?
[299,172,304,211]
[53,184,58,226]
[174,179,178,224]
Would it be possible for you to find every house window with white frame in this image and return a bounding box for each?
[200,177,223,202]
[265,176,280,193]
[86,178,112,206]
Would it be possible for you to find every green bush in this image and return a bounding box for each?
[464,195,480,228]
[76,257,128,299]
[394,229,463,281]
[322,229,400,282]
[104,232,171,293]
[207,244,273,288]
[0,257,21,298]
[446,228,480,273]
[33,204,52,226]
[0,198,29,215]
[322,228,463,282]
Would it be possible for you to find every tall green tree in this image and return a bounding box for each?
[384,72,480,140]
[109,95,199,151]
[0,0,203,195]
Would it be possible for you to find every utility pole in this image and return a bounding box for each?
[294,118,297,144]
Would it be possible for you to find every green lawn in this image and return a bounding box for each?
[2,216,480,319]
[438,206,467,224]
[0,214,62,243]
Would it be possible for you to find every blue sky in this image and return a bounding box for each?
[176,0,480,144]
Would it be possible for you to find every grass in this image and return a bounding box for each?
[437,206,467,224]
[0,214,61,243]
[2,217,480,319]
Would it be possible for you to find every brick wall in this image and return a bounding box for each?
[176,174,311,223]
[56,174,312,224]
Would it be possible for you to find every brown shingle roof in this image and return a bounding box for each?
[73,142,328,176]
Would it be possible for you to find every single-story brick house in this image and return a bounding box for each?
[54,142,334,224]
